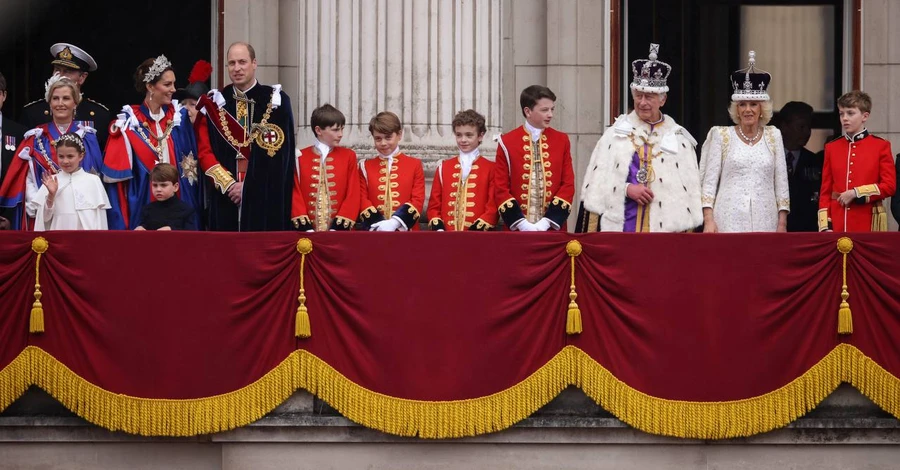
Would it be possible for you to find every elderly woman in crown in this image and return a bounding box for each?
[699,51,790,233]
[0,75,103,230]
[576,44,702,233]
[101,55,204,230]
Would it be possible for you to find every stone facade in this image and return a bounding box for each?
[2,386,900,469]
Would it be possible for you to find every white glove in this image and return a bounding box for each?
[373,218,402,232]
[534,218,552,231]
[306,229,315,232]
[436,229,445,232]
[516,220,539,232]
[391,216,409,231]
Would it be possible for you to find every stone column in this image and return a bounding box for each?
[282,0,504,177]
[861,0,900,229]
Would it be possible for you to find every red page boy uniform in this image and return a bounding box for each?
[494,123,575,230]
[291,143,360,231]
[427,150,498,231]
[358,149,425,230]
[818,129,895,232]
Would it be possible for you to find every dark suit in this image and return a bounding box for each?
[20,97,110,149]
[0,114,27,223]
[786,147,823,232]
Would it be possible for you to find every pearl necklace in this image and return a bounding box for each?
[737,125,761,143]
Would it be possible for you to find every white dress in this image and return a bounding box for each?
[30,168,111,231]
[699,126,790,232]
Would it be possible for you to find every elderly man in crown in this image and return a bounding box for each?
[576,44,702,233]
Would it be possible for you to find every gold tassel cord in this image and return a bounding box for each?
[837,237,853,335]
[566,240,583,335]
[30,237,49,334]
[295,238,313,338]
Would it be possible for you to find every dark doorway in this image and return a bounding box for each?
[623,0,845,151]
[0,0,211,125]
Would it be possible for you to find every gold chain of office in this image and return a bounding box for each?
[218,101,275,149]
[135,120,177,160]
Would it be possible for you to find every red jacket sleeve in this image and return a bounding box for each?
[426,162,443,227]
[332,151,361,228]
[818,147,834,231]
[870,140,896,202]
[193,113,235,194]
[290,155,310,229]
[476,164,499,227]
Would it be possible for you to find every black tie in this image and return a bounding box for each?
[786,152,795,178]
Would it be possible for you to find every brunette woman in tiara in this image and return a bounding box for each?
[0,75,103,230]
[700,51,790,233]
[101,55,204,230]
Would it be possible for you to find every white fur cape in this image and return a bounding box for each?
[580,111,703,232]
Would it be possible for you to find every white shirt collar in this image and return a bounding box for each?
[313,138,331,159]
[458,148,480,180]
[524,121,544,142]
[378,146,400,160]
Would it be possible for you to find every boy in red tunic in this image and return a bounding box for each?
[358,111,425,231]
[494,85,575,231]
[291,104,360,231]
[426,109,498,231]
[818,91,895,232]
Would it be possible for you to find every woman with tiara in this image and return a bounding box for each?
[0,74,103,230]
[101,55,204,230]
[700,51,790,233]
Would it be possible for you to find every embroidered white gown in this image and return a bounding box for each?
[700,126,790,232]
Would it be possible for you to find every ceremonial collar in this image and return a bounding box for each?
[844,128,869,142]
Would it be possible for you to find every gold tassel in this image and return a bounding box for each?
[566,240,583,335]
[30,237,49,334]
[295,238,314,338]
[836,237,853,335]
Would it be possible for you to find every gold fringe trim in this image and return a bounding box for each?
[574,345,849,439]
[0,348,33,412]
[1,344,899,439]
[297,348,574,439]
[4,346,301,436]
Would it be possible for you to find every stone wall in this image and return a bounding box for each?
[2,385,900,469]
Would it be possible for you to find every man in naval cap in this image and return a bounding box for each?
[21,43,110,148]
